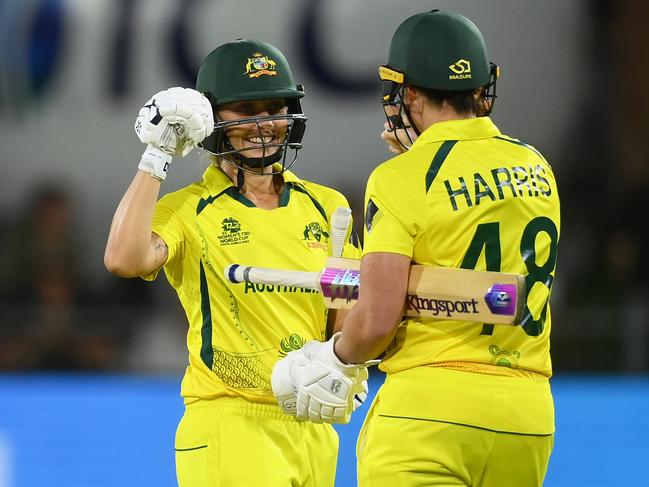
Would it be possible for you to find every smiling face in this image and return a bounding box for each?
[216,98,289,160]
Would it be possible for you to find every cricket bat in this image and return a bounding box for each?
[225,257,525,325]
[329,206,352,258]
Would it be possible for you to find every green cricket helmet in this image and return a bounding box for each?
[196,39,306,171]
[379,10,499,142]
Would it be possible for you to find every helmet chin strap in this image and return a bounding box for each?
[236,166,245,190]
[232,150,284,169]
[220,137,285,191]
[223,136,284,170]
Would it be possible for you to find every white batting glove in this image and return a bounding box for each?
[271,349,312,416]
[272,338,372,421]
[134,87,214,180]
[295,334,376,424]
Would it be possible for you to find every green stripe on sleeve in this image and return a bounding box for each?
[426,140,457,192]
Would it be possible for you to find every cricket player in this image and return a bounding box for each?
[104,39,360,487]
[272,10,560,487]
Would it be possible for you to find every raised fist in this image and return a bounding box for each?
[135,87,214,180]
[135,87,214,156]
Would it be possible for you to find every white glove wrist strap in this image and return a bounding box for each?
[329,333,353,369]
[329,332,380,370]
[138,144,172,181]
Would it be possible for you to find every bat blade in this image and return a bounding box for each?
[225,258,525,326]
[404,264,525,325]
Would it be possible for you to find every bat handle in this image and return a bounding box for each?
[330,206,352,257]
[225,264,322,291]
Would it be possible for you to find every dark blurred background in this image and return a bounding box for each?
[1,0,647,374]
[0,0,648,486]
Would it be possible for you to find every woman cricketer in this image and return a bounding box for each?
[105,38,360,487]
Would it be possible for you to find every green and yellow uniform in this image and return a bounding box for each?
[358,117,560,486]
[147,164,360,487]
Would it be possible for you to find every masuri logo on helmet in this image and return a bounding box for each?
[448,59,472,79]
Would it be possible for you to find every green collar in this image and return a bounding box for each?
[411,116,502,148]
[202,163,305,195]
[201,163,304,209]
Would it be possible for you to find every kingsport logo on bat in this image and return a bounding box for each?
[407,295,479,317]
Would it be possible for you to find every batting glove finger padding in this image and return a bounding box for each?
[134,87,215,179]
[271,349,311,416]
[135,104,180,152]
[297,361,356,423]
[293,333,377,424]
[154,87,214,145]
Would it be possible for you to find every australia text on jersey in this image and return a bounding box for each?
[244,283,318,294]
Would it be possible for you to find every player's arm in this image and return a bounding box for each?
[326,309,350,337]
[105,87,213,277]
[334,251,410,363]
[104,172,168,277]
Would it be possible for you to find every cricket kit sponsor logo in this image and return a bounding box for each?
[218,217,250,246]
[321,376,347,397]
[407,294,479,317]
[303,222,329,251]
[490,291,511,306]
[484,284,518,316]
[448,59,472,80]
[244,52,278,78]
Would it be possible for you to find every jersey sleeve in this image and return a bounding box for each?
[362,164,419,258]
[341,210,362,260]
[142,192,188,283]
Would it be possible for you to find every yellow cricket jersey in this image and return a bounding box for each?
[146,164,360,404]
[363,117,560,378]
